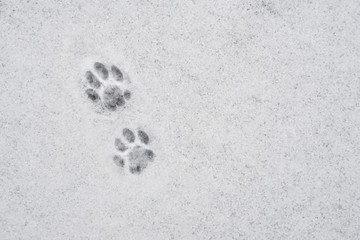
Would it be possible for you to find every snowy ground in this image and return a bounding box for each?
[1,0,360,239]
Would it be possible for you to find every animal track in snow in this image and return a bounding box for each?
[84,62,131,111]
[113,128,155,174]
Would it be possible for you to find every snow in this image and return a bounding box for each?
[1,0,360,239]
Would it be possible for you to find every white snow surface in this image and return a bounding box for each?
[1,0,360,239]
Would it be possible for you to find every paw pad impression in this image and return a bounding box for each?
[113,128,155,174]
[84,62,131,111]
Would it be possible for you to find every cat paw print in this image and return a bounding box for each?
[84,62,131,111]
[113,128,155,174]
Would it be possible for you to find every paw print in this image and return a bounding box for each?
[84,62,131,111]
[113,128,155,174]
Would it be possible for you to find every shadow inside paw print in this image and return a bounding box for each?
[113,128,155,174]
[84,62,131,111]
